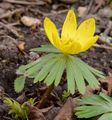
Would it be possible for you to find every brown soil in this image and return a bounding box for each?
[0,0,112,119]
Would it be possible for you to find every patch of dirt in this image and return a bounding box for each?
[0,0,112,119]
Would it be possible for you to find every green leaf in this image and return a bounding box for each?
[4,97,36,119]
[54,57,66,86]
[25,65,39,77]
[75,57,104,78]
[66,56,76,94]
[100,92,112,103]
[31,44,60,53]
[74,57,100,88]
[98,113,112,120]
[70,56,86,94]
[78,95,108,105]
[76,106,108,118]
[16,65,26,75]
[14,76,25,93]
[44,55,64,86]
[25,53,59,76]
[16,59,40,75]
[34,55,60,83]
[75,93,112,119]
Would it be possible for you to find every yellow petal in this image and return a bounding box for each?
[76,18,96,43]
[60,41,82,54]
[69,41,82,54]
[61,10,77,40]
[44,17,60,47]
[81,35,99,52]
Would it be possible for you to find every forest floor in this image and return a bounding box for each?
[0,0,112,120]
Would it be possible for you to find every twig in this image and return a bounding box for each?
[0,22,20,37]
[0,9,24,19]
[93,43,112,50]
[87,0,94,13]
[37,84,54,108]
[30,8,68,16]
[104,21,112,35]
[1,35,17,44]
[4,0,45,5]
[7,21,20,26]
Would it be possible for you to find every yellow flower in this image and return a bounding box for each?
[44,10,99,54]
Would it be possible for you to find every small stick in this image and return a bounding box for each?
[87,0,94,13]
[30,8,68,16]
[0,22,20,37]
[0,9,24,19]
[37,84,54,108]
[93,43,112,50]
[4,0,45,5]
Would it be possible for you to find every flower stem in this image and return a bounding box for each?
[37,84,54,108]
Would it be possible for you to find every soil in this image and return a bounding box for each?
[0,0,112,120]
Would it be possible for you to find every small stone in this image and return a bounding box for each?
[78,6,88,17]
[21,16,41,27]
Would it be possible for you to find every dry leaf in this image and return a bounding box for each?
[16,92,27,104]
[40,106,53,113]
[83,85,100,97]
[28,105,46,120]
[17,41,25,52]
[100,76,112,96]
[54,97,73,120]
[21,16,41,27]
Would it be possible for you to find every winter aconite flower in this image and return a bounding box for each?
[15,9,103,95]
[44,10,98,54]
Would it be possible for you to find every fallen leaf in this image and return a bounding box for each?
[21,16,41,27]
[54,97,73,120]
[40,105,53,113]
[17,41,25,52]
[28,105,46,120]
[46,107,60,120]
[16,92,27,104]
[83,85,100,97]
[100,76,112,96]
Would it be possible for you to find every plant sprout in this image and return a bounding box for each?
[4,97,37,120]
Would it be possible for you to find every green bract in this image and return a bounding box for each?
[75,93,112,120]
[14,44,104,94]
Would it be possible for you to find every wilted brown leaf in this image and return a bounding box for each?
[17,41,25,53]
[83,85,100,97]
[100,76,112,96]
[16,92,27,104]
[28,105,46,120]
[54,97,73,120]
